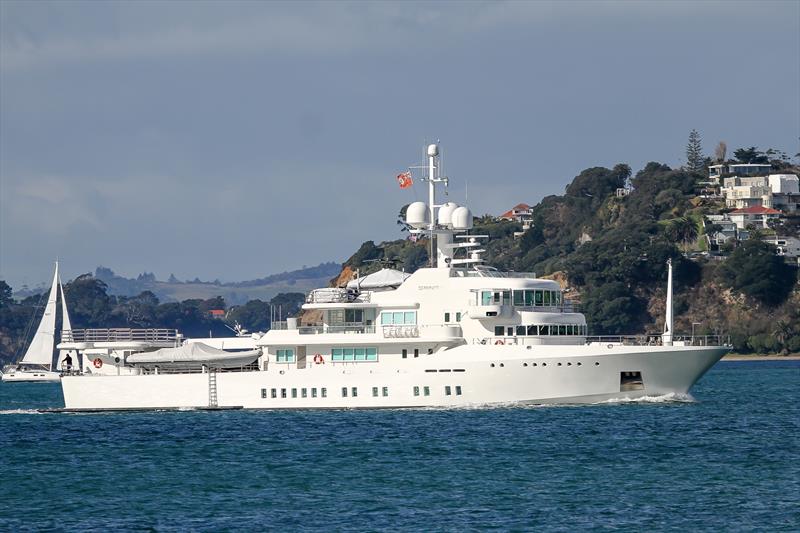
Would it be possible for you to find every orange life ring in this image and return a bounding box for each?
[495,339,505,345]
[313,354,324,364]
[92,358,103,369]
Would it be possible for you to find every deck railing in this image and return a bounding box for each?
[473,334,731,347]
[62,329,179,343]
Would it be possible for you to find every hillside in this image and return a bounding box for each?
[15,262,340,306]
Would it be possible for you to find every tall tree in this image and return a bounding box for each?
[685,129,704,173]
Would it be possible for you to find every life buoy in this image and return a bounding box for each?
[92,358,103,369]
[495,339,505,345]
[313,354,324,364]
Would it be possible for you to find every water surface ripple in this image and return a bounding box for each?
[1,361,798,531]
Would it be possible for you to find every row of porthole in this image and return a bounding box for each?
[490,361,601,368]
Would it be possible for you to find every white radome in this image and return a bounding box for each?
[437,202,459,227]
[405,201,430,228]
[451,206,473,229]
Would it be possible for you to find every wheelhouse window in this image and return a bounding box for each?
[494,326,504,336]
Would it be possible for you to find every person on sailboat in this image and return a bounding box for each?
[63,353,73,373]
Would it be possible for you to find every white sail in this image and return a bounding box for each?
[56,276,78,372]
[20,263,59,368]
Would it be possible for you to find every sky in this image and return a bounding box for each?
[1,0,798,289]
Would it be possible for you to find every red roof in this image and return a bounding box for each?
[208,309,226,316]
[500,203,531,219]
[729,206,782,215]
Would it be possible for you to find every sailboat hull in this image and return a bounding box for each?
[2,369,61,383]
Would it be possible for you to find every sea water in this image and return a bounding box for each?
[0,361,798,532]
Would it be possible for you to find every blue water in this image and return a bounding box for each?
[1,361,798,532]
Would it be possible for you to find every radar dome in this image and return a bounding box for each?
[437,202,459,227]
[427,144,439,157]
[451,206,473,230]
[406,201,430,228]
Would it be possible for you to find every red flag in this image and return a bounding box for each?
[397,171,413,189]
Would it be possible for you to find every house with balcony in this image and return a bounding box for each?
[499,203,533,225]
[727,206,782,230]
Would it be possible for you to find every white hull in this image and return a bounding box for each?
[2,370,61,383]
[61,344,727,410]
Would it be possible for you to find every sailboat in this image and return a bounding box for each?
[1,262,78,383]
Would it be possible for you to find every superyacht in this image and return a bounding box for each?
[60,144,729,410]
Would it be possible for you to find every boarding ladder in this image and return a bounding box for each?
[208,369,218,408]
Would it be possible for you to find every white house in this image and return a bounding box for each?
[727,206,782,229]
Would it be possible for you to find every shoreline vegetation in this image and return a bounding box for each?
[722,353,800,361]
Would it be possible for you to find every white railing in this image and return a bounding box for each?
[62,329,179,342]
[472,334,731,347]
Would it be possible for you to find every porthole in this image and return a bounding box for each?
[499,363,504,367]
[532,363,537,367]
[542,363,547,367]
[567,362,572,366]
[577,362,582,366]
[523,363,528,367]
[557,362,562,366]
[595,362,600,366]
[490,363,495,368]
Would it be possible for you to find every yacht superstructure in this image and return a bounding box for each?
[60,144,729,410]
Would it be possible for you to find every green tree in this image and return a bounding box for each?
[686,129,704,173]
[733,147,769,164]
[717,240,797,306]
[0,281,13,309]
